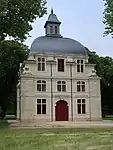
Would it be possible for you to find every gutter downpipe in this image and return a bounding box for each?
[88,78,92,121]
[51,64,53,121]
[19,64,21,121]
[70,64,73,121]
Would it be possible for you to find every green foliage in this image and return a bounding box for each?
[0,40,28,79]
[0,41,28,117]
[0,0,47,118]
[0,0,47,41]
[103,0,113,36]
[86,47,113,115]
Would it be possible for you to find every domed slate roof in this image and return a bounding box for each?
[30,9,87,55]
[30,36,87,55]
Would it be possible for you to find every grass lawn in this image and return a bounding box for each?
[0,120,113,150]
[0,119,9,129]
[103,116,113,121]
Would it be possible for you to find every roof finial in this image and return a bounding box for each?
[51,8,53,14]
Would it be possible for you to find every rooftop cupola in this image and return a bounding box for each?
[44,9,61,37]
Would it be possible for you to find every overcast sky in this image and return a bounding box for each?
[25,0,113,57]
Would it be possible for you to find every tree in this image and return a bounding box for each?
[0,41,28,118]
[103,0,113,36]
[86,47,113,116]
[0,0,46,41]
[0,0,47,118]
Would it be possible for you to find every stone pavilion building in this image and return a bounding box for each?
[17,10,102,122]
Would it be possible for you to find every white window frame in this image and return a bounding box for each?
[37,80,46,92]
[37,99,46,115]
[57,81,66,92]
[37,57,46,72]
[77,59,84,73]
[77,99,86,114]
[77,81,85,92]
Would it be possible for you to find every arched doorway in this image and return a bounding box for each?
[55,100,68,121]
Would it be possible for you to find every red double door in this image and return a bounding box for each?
[55,100,68,121]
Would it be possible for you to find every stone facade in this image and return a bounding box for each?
[17,54,102,121]
[17,10,102,122]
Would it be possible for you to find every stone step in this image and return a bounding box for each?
[8,120,113,128]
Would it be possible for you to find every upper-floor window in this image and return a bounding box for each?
[50,26,53,34]
[77,81,85,92]
[37,80,46,92]
[37,57,45,71]
[37,99,46,114]
[55,26,58,34]
[58,59,64,72]
[77,99,86,114]
[57,81,66,92]
[77,60,84,72]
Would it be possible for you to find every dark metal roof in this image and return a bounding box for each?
[48,14,60,23]
[30,36,87,55]
[44,11,61,28]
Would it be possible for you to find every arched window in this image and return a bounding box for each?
[37,80,46,92]
[77,81,85,92]
[57,81,66,92]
